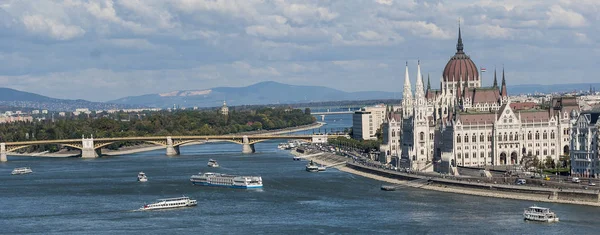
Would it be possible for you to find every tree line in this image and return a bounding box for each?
[0,107,315,151]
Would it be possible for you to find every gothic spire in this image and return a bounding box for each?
[501,66,508,97]
[493,67,498,87]
[427,73,431,90]
[415,60,425,99]
[403,61,413,100]
[456,19,464,53]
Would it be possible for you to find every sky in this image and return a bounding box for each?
[0,0,598,102]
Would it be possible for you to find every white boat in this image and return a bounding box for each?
[523,206,559,222]
[190,172,263,189]
[137,172,148,182]
[293,156,301,161]
[11,167,33,175]
[318,166,327,172]
[306,160,319,172]
[140,196,197,211]
[207,159,219,168]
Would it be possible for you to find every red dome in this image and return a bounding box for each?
[443,53,478,82]
[442,26,479,83]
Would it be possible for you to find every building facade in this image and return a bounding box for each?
[570,111,600,177]
[352,105,387,140]
[380,25,579,172]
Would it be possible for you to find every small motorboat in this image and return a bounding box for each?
[207,159,220,168]
[138,172,148,182]
[381,185,397,191]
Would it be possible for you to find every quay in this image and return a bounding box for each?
[294,149,600,207]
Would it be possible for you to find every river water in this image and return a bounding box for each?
[1,114,599,234]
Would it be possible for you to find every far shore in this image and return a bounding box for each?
[8,122,325,158]
[291,150,600,207]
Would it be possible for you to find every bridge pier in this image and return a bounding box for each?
[81,137,99,158]
[166,136,180,156]
[1,143,7,162]
[241,135,255,154]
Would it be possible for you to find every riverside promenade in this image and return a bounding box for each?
[292,149,600,207]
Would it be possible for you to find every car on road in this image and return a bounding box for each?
[588,180,596,186]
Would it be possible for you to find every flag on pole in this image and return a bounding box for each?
[480,68,487,73]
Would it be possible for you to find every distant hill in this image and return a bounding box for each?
[0,87,139,111]
[109,81,400,108]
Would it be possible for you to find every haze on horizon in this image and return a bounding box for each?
[0,0,597,102]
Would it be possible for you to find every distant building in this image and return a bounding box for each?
[379,109,402,163]
[570,111,600,177]
[0,116,33,123]
[221,101,229,115]
[41,110,48,114]
[352,105,386,140]
[58,112,66,117]
[31,110,40,114]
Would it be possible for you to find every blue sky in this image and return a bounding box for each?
[0,0,598,101]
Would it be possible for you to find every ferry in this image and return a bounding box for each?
[523,206,559,222]
[140,197,197,211]
[11,167,33,175]
[306,160,319,172]
[137,172,148,182]
[207,159,220,168]
[190,172,263,189]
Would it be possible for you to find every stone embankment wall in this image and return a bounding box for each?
[346,162,600,204]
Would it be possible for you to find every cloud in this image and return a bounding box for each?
[546,5,587,28]
[0,0,598,102]
[22,14,85,40]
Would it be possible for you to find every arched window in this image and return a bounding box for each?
[503,133,508,141]
[480,134,484,142]
[543,131,547,140]
[488,134,492,141]
[480,152,485,159]
[535,132,540,140]
[509,132,513,141]
[472,134,477,143]
[528,131,532,140]
[419,132,424,141]
[457,134,461,143]
[464,135,469,143]
[457,153,462,159]
[392,131,395,137]
[465,153,469,159]
[551,131,555,139]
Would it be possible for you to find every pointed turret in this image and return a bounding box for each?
[493,67,498,87]
[427,74,431,90]
[501,67,507,97]
[402,62,413,118]
[415,60,425,100]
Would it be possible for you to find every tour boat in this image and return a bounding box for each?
[207,159,220,168]
[137,172,148,182]
[523,206,559,222]
[11,167,33,175]
[190,172,263,189]
[140,197,197,211]
[305,160,319,172]
[318,166,327,171]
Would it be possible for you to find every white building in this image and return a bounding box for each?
[570,111,600,177]
[352,105,387,140]
[42,110,48,114]
[31,110,40,114]
[221,101,229,115]
[382,25,579,172]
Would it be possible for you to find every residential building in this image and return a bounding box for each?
[570,111,600,177]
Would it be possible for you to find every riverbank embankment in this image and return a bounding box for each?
[291,149,600,207]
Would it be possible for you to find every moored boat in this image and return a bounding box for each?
[190,172,263,189]
[11,167,33,175]
[381,185,397,191]
[140,196,197,211]
[306,160,319,172]
[138,172,148,182]
[207,159,219,168]
[523,206,559,222]
[293,156,301,161]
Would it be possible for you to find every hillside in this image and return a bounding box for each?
[109,81,399,108]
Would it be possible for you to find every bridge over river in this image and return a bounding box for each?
[0,134,346,162]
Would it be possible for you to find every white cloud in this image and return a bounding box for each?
[22,15,85,40]
[547,5,587,28]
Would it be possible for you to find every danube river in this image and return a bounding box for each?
[1,114,599,234]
